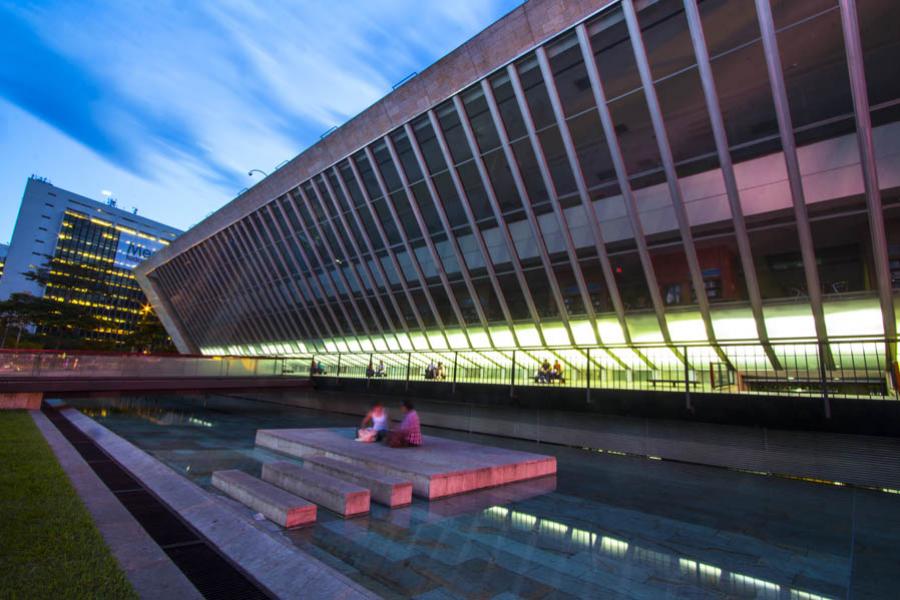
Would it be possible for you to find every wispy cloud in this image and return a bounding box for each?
[0,0,521,239]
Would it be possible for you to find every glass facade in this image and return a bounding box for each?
[142,0,899,389]
[43,210,170,342]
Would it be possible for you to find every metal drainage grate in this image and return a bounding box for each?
[42,405,272,600]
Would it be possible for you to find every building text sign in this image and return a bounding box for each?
[114,232,166,270]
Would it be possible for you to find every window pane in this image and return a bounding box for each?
[777,6,854,146]
[548,32,594,117]
[748,220,808,300]
[462,86,501,153]
[436,102,473,164]
[516,55,556,130]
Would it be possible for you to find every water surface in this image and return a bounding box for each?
[66,393,899,599]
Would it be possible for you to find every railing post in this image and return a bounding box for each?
[819,340,831,418]
[405,353,412,391]
[586,348,591,404]
[336,353,342,383]
[510,349,517,398]
[684,345,693,412]
[452,351,458,395]
[887,338,898,400]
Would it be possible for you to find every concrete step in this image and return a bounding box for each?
[256,428,557,499]
[262,461,370,518]
[211,469,316,528]
[303,455,412,508]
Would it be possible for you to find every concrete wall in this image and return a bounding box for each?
[276,376,900,437]
[0,392,42,410]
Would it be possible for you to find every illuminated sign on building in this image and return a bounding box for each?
[114,232,166,270]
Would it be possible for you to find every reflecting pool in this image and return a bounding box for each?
[65,393,899,599]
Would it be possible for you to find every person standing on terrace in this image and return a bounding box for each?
[388,400,422,447]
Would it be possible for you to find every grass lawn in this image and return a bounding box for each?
[0,411,137,599]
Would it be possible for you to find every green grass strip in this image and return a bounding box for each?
[0,411,138,599]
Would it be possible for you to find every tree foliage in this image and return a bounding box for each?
[1,259,175,352]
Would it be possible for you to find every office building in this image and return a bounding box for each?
[0,243,8,280]
[137,0,899,391]
[1,177,182,343]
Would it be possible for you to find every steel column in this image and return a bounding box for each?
[234,218,308,344]
[384,135,474,348]
[295,183,376,341]
[289,186,370,342]
[266,202,340,342]
[682,0,781,369]
[506,62,590,347]
[278,194,359,343]
[159,255,209,347]
[838,0,897,350]
[754,0,830,354]
[483,72,575,345]
[404,122,494,343]
[209,231,279,345]
[156,259,205,347]
[621,0,724,362]
[231,221,302,343]
[153,264,204,349]
[244,213,315,342]
[201,232,270,346]
[315,174,400,342]
[251,204,326,343]
[344,156,434,348]
[174,250,230,348]
[535,46,631,346]
[250,206,323,342]
[330,164,415,344]
[364,145,450,346]
[429,107,517,347]
[574,23,672,346]
[190,239,255,345]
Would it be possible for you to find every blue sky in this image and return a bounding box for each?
[0,0,522,243]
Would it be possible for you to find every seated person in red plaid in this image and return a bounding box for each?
[388,400,423,447]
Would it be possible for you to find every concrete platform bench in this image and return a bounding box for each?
[211,469,316,528]
[303,455,412,508]
[262,461,370,518]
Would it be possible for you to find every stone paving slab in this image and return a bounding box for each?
[58,408,377,600]
[256,427,557,499]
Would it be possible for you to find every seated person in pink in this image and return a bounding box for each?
[388,400,423,447]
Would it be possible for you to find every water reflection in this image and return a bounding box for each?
[480,504,827,599]
[62,393,896,599]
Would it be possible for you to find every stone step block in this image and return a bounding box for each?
[211,469,316,528]
[303,455,412,508]
[262,461,370,518]
[256,428,557,499]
